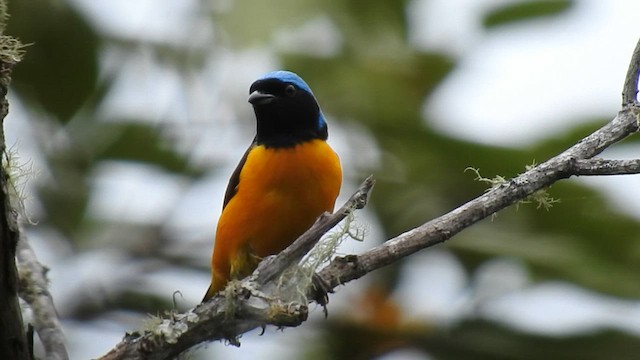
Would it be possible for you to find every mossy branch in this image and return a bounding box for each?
[0,3,30,359]
[317,40,640,292]
[97,177,375,360]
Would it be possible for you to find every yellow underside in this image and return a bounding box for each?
[204,139,341,300]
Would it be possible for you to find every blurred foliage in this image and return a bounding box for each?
[94,122,203,176]
[6,0,640,358]
[310,287,640,360]
[268,0,640,301]
[483,0,574,28]
[8,0,98,121]
[319,319,640,360]
[6,0,203,240]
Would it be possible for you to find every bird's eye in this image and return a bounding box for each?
[285,84,297,97]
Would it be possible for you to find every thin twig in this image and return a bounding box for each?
[572,158,640,175]
[623,36,640,105]
[255,175,375,285]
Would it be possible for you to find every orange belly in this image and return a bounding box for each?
[208,139,342,297]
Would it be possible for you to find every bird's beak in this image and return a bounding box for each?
[248,91,275,105]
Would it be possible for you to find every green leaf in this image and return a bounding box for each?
[483,0,574,28]
[93,122,203,177]
[7,0,99,122]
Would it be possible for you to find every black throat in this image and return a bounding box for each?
[252,83,328,148]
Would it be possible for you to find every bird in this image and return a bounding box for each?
[203,70,342,302]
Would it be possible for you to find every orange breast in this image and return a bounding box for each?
[210,139,342,292]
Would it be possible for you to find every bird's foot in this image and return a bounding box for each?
[310,274,333,318]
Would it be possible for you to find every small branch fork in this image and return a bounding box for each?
[93,36,640,359]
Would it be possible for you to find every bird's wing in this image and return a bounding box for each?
[222,139,256,208]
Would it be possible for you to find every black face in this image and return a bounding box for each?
[249,78,328,148]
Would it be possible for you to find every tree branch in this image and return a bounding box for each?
[254,175,375,285]
[318,38,640,291]
[572,158,640,175]
[98,177,375,360]
[0,28,29,360]
[16,224,69,360]
[623,34,640,105]
[99,36,640,359]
